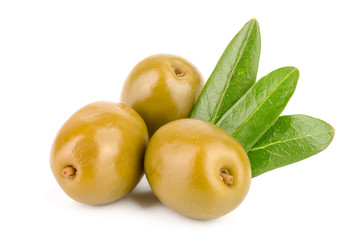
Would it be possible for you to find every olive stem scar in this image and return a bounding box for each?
[62,166,76,177]
[220,170,234,185]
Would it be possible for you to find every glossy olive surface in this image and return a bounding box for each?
[144,119,251,220]
[50,101,148,205]
[121,54,204,136]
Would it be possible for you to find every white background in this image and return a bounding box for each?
[1,0,357,239]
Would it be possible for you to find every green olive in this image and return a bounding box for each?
[120,54,204,136]
[50,101,148,205]
[144,119,251,220]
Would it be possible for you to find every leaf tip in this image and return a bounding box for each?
[287,66,299,72]
[294,67,299,77]
[287,66,300,78]
[249,18,259,26]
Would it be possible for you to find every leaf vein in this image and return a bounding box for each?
[249,129,334,152]
[231,68,297,135]
[210,23,255,123]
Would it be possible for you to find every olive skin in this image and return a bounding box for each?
[121,54,204,136]
[144,119,251,220]
[50,101,148,205]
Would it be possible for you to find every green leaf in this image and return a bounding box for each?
[190,19,261,123]
[216,67,299,152]
[248,114,335,177]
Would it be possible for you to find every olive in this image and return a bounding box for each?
[144,119,251,220]
[50,101,148,205]
[120,54,204,136]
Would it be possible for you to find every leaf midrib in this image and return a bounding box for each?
[230,68,297,136]
[249,129,335,152]
[210,22,255,123]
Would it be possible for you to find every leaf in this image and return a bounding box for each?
[216,67,299,151]
[190,19,261,124]
[248,114,335,177]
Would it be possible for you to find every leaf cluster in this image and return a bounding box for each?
[190,19,334,177]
